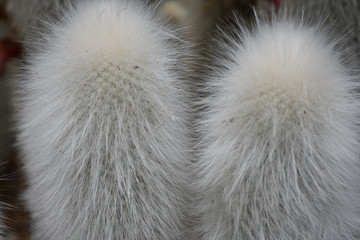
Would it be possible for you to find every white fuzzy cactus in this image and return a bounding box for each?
[195,14,360,240]
[15,0,190,239]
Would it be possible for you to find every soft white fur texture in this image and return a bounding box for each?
[15,0,190,239]
[195,15,360,240]
[280,0,360,61]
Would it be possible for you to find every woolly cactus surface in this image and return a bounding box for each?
[15,0,190,239]
[195,14,360,240]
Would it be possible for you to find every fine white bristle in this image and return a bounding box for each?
[0,210,4,240]
[5,0,63,39]
[15,0,190,239]
[282,0,360,61]
[195,13,360,240]
[0,160,7,239]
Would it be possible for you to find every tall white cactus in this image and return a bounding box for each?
[15,0,190,239]
[195,14,360,240]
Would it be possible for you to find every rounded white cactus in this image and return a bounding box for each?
[15,0,190,239]
[195,14,360,240]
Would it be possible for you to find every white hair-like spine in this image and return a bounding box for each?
[15,0,190,239]
[194,14,360,240]
[0,209,4,239]
[283,0,360,61]
[5,0,64,39]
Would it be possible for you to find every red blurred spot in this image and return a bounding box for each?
[0,38,21,75]
[268,0,281,7]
